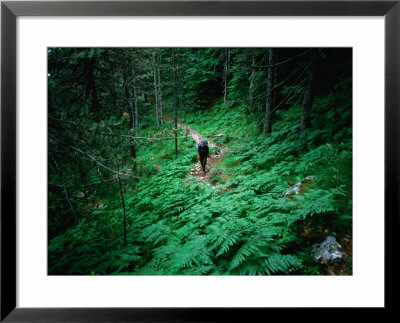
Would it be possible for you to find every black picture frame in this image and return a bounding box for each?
[1,0,399,321]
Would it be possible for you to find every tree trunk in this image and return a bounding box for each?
[263,49,274,134]
[123,71,136,159]
[117,166,127,247]
[173,50,178,156]
[272,54,278,122]
[249,53,256,112]
[111,61,117,108]
[131,71,138,159]
[224,48,230,107]
[157,54,163,126]
[153,53,160,127]
[124,69,136,159]
[86,58,98,116]
[133,72,139,136]
[123,70,132,127]
[178,64,184,110]
[300,49,316,134]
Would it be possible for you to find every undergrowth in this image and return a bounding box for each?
[49,100,352,275]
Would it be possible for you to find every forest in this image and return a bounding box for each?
[48,47,352,275]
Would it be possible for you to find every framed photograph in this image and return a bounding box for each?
[1,0,398,321]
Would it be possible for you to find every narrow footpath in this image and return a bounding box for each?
[176,122,225,183]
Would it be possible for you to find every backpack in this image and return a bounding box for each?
[197,140,209,153]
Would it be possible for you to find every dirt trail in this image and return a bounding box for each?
[176,122,225,183]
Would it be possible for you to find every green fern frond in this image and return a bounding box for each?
[262,254,301,275]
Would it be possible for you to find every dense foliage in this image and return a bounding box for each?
[48,48,352,275]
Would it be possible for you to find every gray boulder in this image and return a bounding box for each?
[282,175,315,197]
[312,236,346,265]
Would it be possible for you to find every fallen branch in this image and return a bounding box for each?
[71,146,140,179]
[121,134,189,140]
[49,178,124,191]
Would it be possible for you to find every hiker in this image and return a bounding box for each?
[197,140,210,172]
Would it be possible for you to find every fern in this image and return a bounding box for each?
[261,254,301,275]
[49,76,352,276]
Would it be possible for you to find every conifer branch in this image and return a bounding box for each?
[71,147,140,179]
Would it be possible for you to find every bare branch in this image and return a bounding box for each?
[71,146,140,179]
